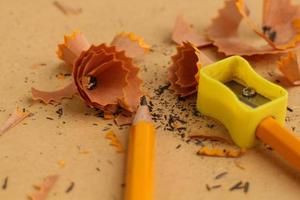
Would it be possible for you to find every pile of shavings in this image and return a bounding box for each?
[169,0,300,96]
[32,31,149,119]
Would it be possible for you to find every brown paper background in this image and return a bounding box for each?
[0,0,300,199]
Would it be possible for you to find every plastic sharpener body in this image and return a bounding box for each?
[197,56,288,148]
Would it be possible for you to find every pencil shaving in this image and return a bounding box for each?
[57,31,90,67]
[236,0,300,50]
[35,31,144,113]
[235,0,276,48]
[31,82,78,104]
[197,146,246,158]
[206,0,292,56]
[168,42,212,97]
[277,51,300,85]
[73,44,143,113]
[111,32,150,58]
[114,114,133,126]
[261,0,300,49]
[28,175,59,200]
[105,130,125,153]
[0,108,30,135]
[172,15,211,47]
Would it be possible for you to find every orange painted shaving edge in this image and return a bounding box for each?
[197,147,246,158]
[277,51,300,85]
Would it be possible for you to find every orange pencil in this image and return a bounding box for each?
[256,117,300,171]
[124,96,155,200]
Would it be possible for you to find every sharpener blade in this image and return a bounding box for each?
[225,80,271,108]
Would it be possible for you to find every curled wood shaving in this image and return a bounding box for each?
[277,51,300,85]
[206,0,291,56]
[0,108,30,135]
[105,130,125,153]
[260,0,300,49]
[111,32,150,58]
[28,175,59,200]
[235,0,300,50]
[114,114,133,126]
[57,31,90,67]
[171,15,211,46]
[197,147,246,158]
[168,42,212,97]
[31,82,77,104]
[73,44,143,113]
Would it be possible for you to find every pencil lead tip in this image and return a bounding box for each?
[140,95,148,106]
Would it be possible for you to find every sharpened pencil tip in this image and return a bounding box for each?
[140,96,148,106]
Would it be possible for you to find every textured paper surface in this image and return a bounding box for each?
[0,0,300,200]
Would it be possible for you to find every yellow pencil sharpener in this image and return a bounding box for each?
[197,56,288,148]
